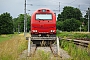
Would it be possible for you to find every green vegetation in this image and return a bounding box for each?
[57,6,88,31]
[0,34,27,60]
[29,50,51,60]
[60,39,90,60]
[0,34,16,42]
[62,18,81,31]
[13,14,31,32]
[0,12,13,34]
[57,6,82,21]
[57,32,90,39]
[57,32,90,60]
[0,12,31,35]
[27,50,61,60]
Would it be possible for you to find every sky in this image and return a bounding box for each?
[0,0,90,18]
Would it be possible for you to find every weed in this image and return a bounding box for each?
[28,50,50,60]
[27,50,61,60]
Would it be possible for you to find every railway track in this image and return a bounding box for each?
[21,43,70,59]
[28,44,59,57]
[18,35,71,60]
[61,38,90,47]
[23,33,71,59]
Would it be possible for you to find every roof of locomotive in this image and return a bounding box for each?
[36,8,51,10]
[32,8,54,14]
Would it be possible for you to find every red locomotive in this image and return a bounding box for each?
[27,8,59,56]
[31,8,56,37]
[30,8,56,45]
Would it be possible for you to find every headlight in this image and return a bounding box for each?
[51,30,53,32]
[32,30,37,32]
[50,30,55,32]
[42,9,46,12]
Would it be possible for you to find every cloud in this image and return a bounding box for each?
[0,0,90,18]
[0,0,24,18]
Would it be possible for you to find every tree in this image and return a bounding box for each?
[13,14,31,32]
[57,6,82,21]
[83,8,90,31]
[0,12,13,34]
[56,6,85,31]
[56,21,63,30]
[57,14,64,21]
[63,18,81,31]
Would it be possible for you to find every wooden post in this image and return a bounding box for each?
[28,37,31,56]
[57,37,60,56]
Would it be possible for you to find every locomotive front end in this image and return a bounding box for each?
[31,8,56,37]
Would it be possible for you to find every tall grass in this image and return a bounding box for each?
[60,40,90,60]
[0,34,15,42]
[0,34,27,60]
[57,32,90,39]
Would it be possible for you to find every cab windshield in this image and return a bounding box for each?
[36,14,52,20]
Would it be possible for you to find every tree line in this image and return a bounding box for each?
[13,14,31,33]
[0,6,89,34]
[0,12,31,34]
[57,6,88,32]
